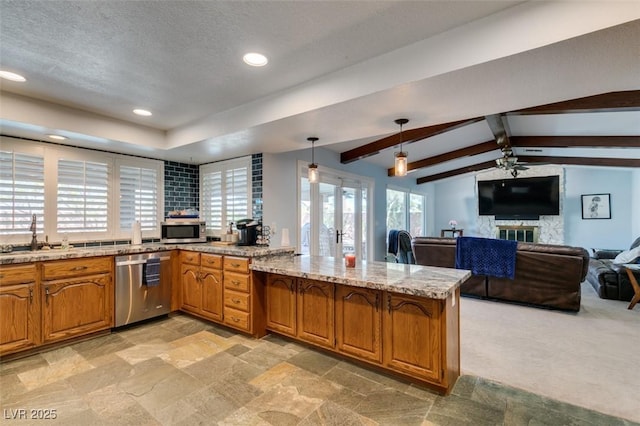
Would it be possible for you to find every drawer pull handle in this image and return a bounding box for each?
[0,274,4,279]
[231,263,241,267]
[72,266,88,271]
[232,298,241,304]
[231,317,240,323]
[232,280,240,286]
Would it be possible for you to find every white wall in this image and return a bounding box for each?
[564,167,634,250]
[431,165,636,250]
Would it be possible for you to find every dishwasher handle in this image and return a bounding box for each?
[116,256,171,266]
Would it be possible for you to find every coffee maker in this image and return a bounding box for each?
[235,219,260,246]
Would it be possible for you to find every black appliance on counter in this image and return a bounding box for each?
[236,218,260,246]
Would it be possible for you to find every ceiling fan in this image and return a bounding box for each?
[495,135,528,178]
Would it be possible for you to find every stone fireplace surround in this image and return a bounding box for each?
[476,166,564,245]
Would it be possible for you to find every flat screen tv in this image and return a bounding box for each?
[478,175,560,220]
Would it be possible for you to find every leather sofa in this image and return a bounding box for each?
[586,237,640,301]
[412,237,590,311]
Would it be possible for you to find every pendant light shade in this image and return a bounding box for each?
[394,118,409,177]
[308,137,319,183]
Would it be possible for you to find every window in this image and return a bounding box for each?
[118,163,161,231]
[0,150,45,235]
[0,137,164,244]
[386,187,426,238]
[57,159,110,233]
[200,156,251,234]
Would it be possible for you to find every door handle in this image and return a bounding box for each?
[336,229,343,244]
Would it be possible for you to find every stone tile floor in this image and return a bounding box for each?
[0,314,636,425]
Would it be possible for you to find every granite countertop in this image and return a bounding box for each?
[0,243,295,265]
[251,255,470,299]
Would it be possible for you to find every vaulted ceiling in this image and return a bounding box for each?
[1,1,639,183]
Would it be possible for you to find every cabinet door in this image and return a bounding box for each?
[336,286,381,363]
[265,274,296,337]
[42,274,112,343]
[180,264,201,314]
[297,279,335,349]
[0,283,40,355]
[200,267,223,321]
[383,293,442,383]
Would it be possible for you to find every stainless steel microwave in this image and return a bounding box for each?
[161,220,206,243]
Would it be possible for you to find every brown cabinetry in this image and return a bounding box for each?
[180,252,223,322]
[297,279,335,349]
[265,274,297,337]
[223,256,252,332]
[335,286,381,363]
[0,263,40,355]
[383,293,443,383]
[41,257,113,344]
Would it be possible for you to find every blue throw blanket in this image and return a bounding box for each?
[455,236,517,279]
[388,229,400,255]
[144,257,161,287]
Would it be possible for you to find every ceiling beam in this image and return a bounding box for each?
[340,117,483,164]
[511,135,640,148]
[518,155,640,168]
[508,90,640,115]
[388,140,498,176]
[416,161,496,185]
[416,154,640,184]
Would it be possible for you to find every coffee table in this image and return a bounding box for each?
[624,264,640,310]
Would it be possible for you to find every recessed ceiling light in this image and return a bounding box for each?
[243,52,268,67]
[0,70,26,82]
[47,134,67,140]
[133,109,152,116]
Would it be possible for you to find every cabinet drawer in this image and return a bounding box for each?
[0,264,37,285]
[224,307,250,331]
[42,257,111,280]
[224,290,250,312]
[180,251,200,266]
[223,256,250,274]
[201,254,222,269]
[224,271,250,293]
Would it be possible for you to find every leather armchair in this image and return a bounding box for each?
[586,237,640,301]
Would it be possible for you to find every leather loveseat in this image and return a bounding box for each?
[412,237,590,311]
[586,237,640,301]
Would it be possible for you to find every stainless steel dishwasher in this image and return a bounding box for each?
[115,251,172,327]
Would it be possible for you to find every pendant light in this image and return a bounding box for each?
[308,137,319,183]
[394,118,409,177]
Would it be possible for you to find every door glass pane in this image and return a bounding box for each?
[361,189,367,260]
[342,187,355,257]
[409,193,425,237]
[386,189,407,231]
[300,177,311,255]
[319,182,336,257]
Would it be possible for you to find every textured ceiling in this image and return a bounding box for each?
[0,1,638,179]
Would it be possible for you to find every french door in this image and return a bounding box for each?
[299,165,371,261]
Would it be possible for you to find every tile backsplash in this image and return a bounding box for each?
[164,161,199,216]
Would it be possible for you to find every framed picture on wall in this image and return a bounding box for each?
[581,193,611,219]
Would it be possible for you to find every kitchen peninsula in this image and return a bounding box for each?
[1,246,469,394]
[251,255,470,394]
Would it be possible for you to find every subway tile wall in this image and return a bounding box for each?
[164,161,199,217]
[252,153,263,220]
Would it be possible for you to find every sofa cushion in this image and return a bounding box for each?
[612,246,640,264]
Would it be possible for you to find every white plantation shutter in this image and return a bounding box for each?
[225,165,249,223]
[119,165,159,231]
[202,170,223,230]
[57,159,109,233]
[0,151,45,235]
[201,156,251,233]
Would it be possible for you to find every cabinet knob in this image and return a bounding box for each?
[232,298,241,304]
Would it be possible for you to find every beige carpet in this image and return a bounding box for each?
[460,281,640,423]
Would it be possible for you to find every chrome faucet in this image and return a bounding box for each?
[30,214,38,251]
